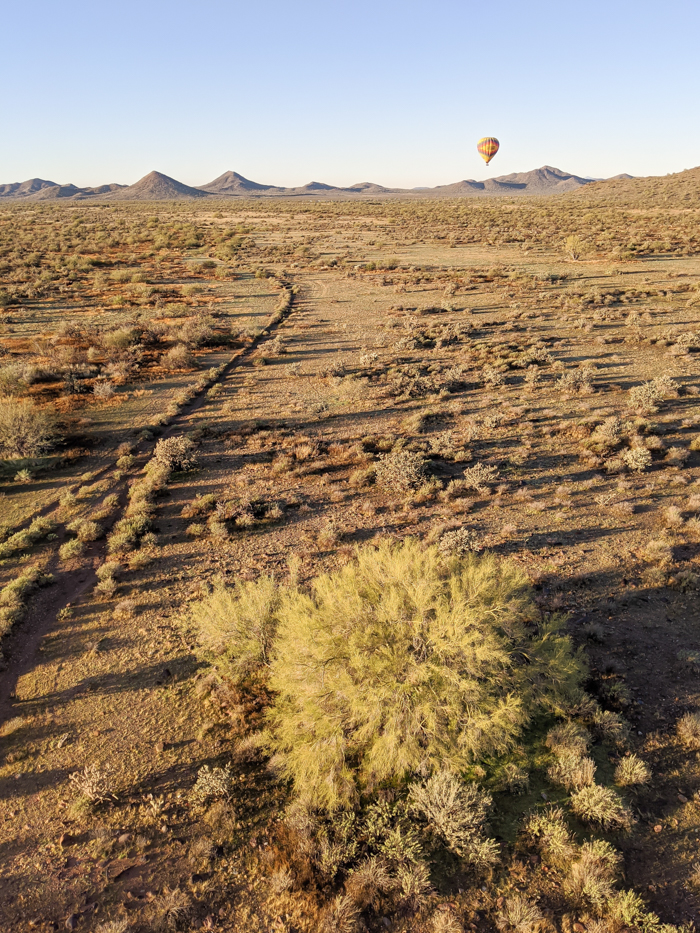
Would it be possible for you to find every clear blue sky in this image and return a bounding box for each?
[3,0,699,188]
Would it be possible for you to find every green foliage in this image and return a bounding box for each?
[261,539,585,809]
[193,575,280,682]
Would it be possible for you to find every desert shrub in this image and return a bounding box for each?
[408,770,498,868]
[0,397,57,458]
[75,520,103,542]
[438,527,481,556]
[0,516,56,560]
[375,448,427,492]
[59,538,85,561]
[461,462,499,493]
[151,435,197,472]
[162,343,196,371]
[565,234,584,261]
[629,376,678,413]
[263,539,585,809]
[523,806,576,868]
[622,447,652,473]
[563,839,621,909]
[103,327,139,352]
[193,575,280,683]
[569,784,635,831]
[614,754,651,787]
[191,764,233,804]
[677,711,700,748]
[493,761,530,795]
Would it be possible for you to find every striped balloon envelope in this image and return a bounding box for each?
[477,137,500,165]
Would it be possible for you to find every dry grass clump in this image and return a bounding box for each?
[563,839,621,909]
[496,894,542,932]
[676,711,700,748]
[95,921,130,933]
[569,784,635,831]
[0,566,53,636]
[548,753,596,791]
[68,764,116,808]
[614,754,651,787]
[545,721,591,757]
[523,806,576,868]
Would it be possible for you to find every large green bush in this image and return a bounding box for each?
[197,539,586,810]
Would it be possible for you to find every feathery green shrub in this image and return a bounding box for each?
[194,539,585,810]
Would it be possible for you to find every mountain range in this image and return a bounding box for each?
[0,166,604,201]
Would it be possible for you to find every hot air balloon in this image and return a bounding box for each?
[477,137,500,165]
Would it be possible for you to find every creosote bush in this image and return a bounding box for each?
[0,397,58,458]
[151,434,197,473]
[196,539,585,810]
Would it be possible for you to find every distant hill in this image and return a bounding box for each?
[198,170,284,195]
[105,171,208,200]
[0,178,58,198]
[0,165,602,201]
[429,166,592,197]
[195,166,593,199]
[564,166,700,207]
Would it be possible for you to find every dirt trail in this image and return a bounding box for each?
[0,275,361,930]
[0,282,297,731]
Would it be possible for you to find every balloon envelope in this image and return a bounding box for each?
[477,137,500,165]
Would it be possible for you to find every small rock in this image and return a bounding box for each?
[117,833,131,845]
[654,824,662,833]
[678,794,688,803]
[155,741,165,754]
[496,897,504,908]
[59,833,76,848]
[65,915,78,930]
[573,924,586,933]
